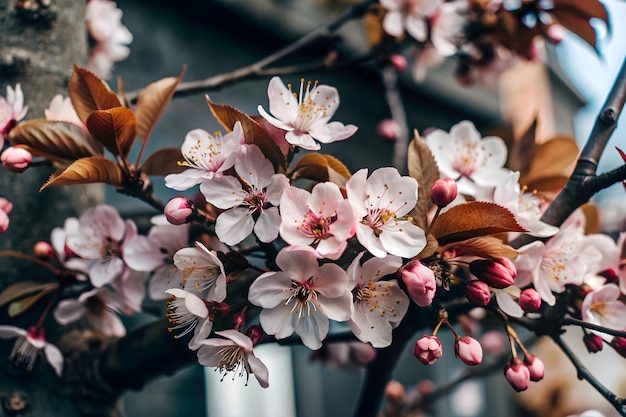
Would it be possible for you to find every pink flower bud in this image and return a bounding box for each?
[0,210,8,233]
[384,380,405,403]
[524,354,544,381]
[246,324,264,346]
[376,119,398,142]
[469,258,516,289]
[33,241,54,259]
[414,335,443,365]
[480,330,505,354]
[518,288,541,313]
[610,336,626,358]
[504,358,530,392]
[1,146,32,173]
[400,260,436,307]
[388,54,408,72]
[455,336,483,366]
[465,280,491,306]
[583,333,603,353]
[0,197,12,214]
[598,268,618,284]
[430,178,458,207]
[164,196,194,225]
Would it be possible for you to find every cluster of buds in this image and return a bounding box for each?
[504,354,545,392]
[469,257,516,289]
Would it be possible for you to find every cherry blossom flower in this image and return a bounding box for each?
[248,246,353,350]
[257,77,358,150]
[347,252,408,348]
[581,284,626,343]
[54,287,126,337]
[0,326,63,377]
[0,84,28,142]
[172,241,227,301]
[424,121,509,197]
[346,167,426,258]
[86,0,132,79]
[165,122,245,191]
[165,288,214,349]
[197,329,269,388]
[65,204,133,287]
[279,182,355,260]
[124,218,190,300]
[45,94,85,129]
[111,267,148,314]
[380,0,441,41]
[201,144,289,246]
[0,197,12,233]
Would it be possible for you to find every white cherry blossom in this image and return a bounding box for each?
[172,241,227,301]
[197,330,269,388]
[248,246,353,350]
[279,182,355,260]
[165,121,245,191]
[165,288,214,350]
[425,121,510,197]
[257,77,357,150]
[201,144,289,246]
[581,284,626,343]
[380,0,442,41]
[347,252,408,348]
[346,167,426,258]
[54,287,126,337]
[0,326,63,377]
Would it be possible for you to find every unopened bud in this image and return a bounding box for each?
[246,324,264,346]
[384,380,405,403]
[388,54,408,72]
[504,358,530,392]
[583,333,603,353]
[400,260,436,307]
[480,330,505,354]
[414,335,442,365]
[469,258,516,289]
[33,241,54,259]
[465,280,491,306]
[164,196,195,225]
[518,288,541,313]
[610,336,626,358]
[455,336,483,366]
[430,177,458,207]
[1,146,32,173]
[524,354,544,381]
[377,119,398,142]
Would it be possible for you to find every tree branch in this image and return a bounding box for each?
[562,317,626,339]
[381,67,410,174]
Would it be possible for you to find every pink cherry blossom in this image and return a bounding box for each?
[165,122,245,191]
[1,146,32,173]
[0,84,28,142]
[346,167,426,258]
[0,326,63,377]
[581,284,626,343]
[45,94,86,129]
[380,0,441,41]
[400,260,436,307]
[54,287,126,337]
[248,246,353,350]
[454,336,483,366]
[257,77,357,150]
[347,252,408,348]
[172,241,227,302]
[504,358,530,392]
[165,288,214,350]
[279,182,355,260]
[196,329,269,388]
[201,144,289,246]
[424,121,509,197]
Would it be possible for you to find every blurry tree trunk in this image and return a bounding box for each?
[0,1,108,416]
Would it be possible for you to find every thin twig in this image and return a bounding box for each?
[562,317,626,339]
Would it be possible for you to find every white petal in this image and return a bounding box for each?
[0,326,27,338]
[215,208,254,246]
[54,300,86,325]
[254,207,281,243]
[294,309,328,350]
[44,343,64,377]
[495,290,524,318]
[259,305,296,339]
[248,271,293,309]
[247,354,270,388]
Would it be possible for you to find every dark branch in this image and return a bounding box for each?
[562,317,626,339]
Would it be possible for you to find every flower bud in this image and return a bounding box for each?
[610,336,626,358]
[164,196,195,225]
[246,324,264,346]
[465,280,491,306]
[480,330,505,354]
[469,258,516,289]
[504,358,530,392]
[414,335,442,365]
[1,146,32,173]
[0,197,12,214]
[455,336,483,366]
[388,54,408,72]
[430,178,458,207]
[0,210,8,233]
[33,241,54,259]
[524,354,544,381]
[583,333,603,353]
[400,260,436,307]
[518,288,541,313]
[598,268,618,285]
[376,119,398,142]
[384,380,405,403]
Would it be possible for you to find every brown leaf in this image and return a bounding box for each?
[552,10,598,49]
[252,115,290,156]
[407,130,440,230]
[520,136,579,191]
[553,0,609,25]
[508,118,537,175]
[289,153,351,186]
[364,4,385,47]
[135,67,186,144]
[0,281,58,307]
[207,97,287,173]
[69,65,122,125]
[86,107,137,157]
[141,147,187,176]
[8,120,103,162]
[581,203,600,235]
[40,156,124,190]
[439,236,519,259]
[431,201,526,246]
